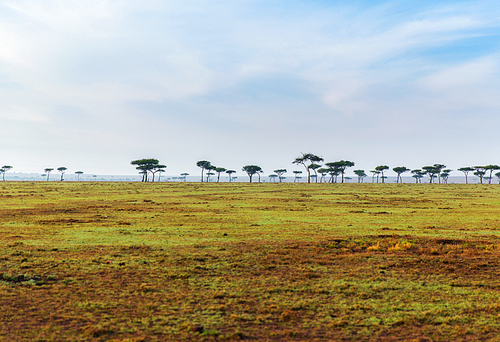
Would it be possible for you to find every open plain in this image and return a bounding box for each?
[2,182,500,341]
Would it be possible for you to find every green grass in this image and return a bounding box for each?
[2,182,500,340]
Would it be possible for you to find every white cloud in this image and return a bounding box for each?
[2,1,500,174]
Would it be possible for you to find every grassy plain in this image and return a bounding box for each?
[2,182,500,341]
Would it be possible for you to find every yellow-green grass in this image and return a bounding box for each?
[2,182,500,341]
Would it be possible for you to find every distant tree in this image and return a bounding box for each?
[495,172,500,184]
[196,160,212,182]
[474,166,486,184]
[226,170,236,182]
[57,167,67,181]
[0,165,12,181]
[215,167,227,183]
[156,168,166,182]
[44,168,54,181]
[484,165,500,184]
[458,167,474,184]
[292,153,324,184]
[325,160,355,183]
[206,171,215,182]
[353,170,367,183]
[131,158,164,182]
[309,163,322,183]
[269,174,278,182]
[242,165,262,183]
[317,168,328,183]
[257,170,264,183]
[440,169,452,184]
[432,164,446,184]
[205,165,217,182]
[370,170,380,183]
[411,169,424,184]
[327,164,342,183]
[274,169,287,183]
[422,165,440,184]
[392,166,410,184]
[151,164,166,182]
[279,176,286,182]
[180,173,189,182]
[75,171,84,181]
[293,170,302,183]
[375,165,389,183]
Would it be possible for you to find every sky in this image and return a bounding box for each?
[1,0,500,177]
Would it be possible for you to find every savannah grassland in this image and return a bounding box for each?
[2,182,500,341]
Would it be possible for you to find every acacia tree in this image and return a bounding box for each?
[440,169,452,184]
[422,165,440,183]
[180,173,189,182]
[375,165,389,183]
[215,167,227,183]
[393,166,410,184]
[293,170,302,183]
[151,164,166,182]
[309,164,322,183]
[274,169,287,183]
[0,165,12,181]
[495,172,500,184]
[206,171,215,182]
[242,165,262,183]
[196,160,212,182]
[353,169,367,183]
[411,169,424,184]
[131,159,165,182]
[317,168,328,183]
[75,171,84,181]
[226,170,236,182]
[292,153,324,184]
[485,165,500,184]
[156,168,166,182]
[325,160,355,183]
[474,166,486,184]
[44,168,54,181]
[57,167,67,181]
[205,165,216,182]
[269,174,278,182]
[433,164,446,183]
[370,170,380,183]
[458,167,474,184]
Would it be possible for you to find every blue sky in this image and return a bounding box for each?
[1,0,500,177]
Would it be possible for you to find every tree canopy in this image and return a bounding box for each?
[242,165,262,183]
[0,165,12,181]
[131,158,166,182]
[196,160,212,182]
[293,153,324,184]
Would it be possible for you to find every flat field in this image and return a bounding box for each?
[2,182,500,341]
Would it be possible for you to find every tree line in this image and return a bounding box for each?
[2,156,499,184]
[0,165,85,182]
[131,155,500,184]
